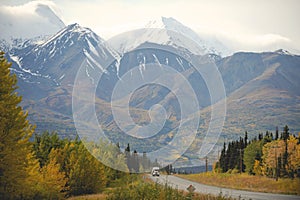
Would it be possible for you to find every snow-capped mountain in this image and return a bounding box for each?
[148,17,232,56]
[109,17,231,57]
[1,17,299,168]
[0,1,65,41]
[8,23,119,100]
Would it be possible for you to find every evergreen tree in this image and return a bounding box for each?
[275,127,279,140]
[270,132,273,140]
[282,125,290,141]
[244,131,248,147]
[282,125,289,176]
[67,142,107,195]
[33,131,64,167]
[125,143,132,171]
[263,131,273,144]
[0,52,35,199]
[244,140,263,174]
[132,150,139,173]
[258,133,263,141]
[125,143,130,153]
[219,142,227,172]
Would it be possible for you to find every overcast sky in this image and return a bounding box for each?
[1,0,300,54]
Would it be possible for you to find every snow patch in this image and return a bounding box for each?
[84,50,107,73]
[85,64,95,84]
[152,54,162,68]
[86,39,100,57]
[59,74,65,80]
[10,55,40,76]
[176,57,185,71]
[275,49,294,56]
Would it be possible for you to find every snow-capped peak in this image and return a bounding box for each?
[275,49,294,56]
[64,23,93,34]
[109,16,231,57]
[145,17,166,29]
[8,22,120,87]
[153,17,231,56]
[41,23,104,48]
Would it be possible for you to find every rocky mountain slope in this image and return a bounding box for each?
[1,11,299,165]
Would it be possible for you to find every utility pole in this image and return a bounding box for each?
[271,145,279,181]
[205,156,208,173]
[275,148,278,181]
[238,149,243,173]
[218,148,220,173]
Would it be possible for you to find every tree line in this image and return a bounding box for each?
[0,52,121,199]
[0,51,166,198]
[215,126,300,179]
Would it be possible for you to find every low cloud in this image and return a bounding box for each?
[254,34,291,46]
[213,31,298,55]
[0,1,65,40]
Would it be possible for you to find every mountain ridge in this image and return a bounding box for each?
[1,17,299,166]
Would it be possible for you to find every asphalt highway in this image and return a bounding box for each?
[149,175,300,200]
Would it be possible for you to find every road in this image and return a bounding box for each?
[148,175,300,200]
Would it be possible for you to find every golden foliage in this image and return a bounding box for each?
[262,140,285,170]
[252,160,262,176]
[0,52,35,199]
[287,135,300,172]
[262,136,300,177]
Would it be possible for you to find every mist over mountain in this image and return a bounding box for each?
[109,17,231,57]
[0,1,65,41]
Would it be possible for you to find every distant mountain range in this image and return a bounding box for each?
[1,4,299,167]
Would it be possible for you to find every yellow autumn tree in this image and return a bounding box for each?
[252,159,262,176]
[65,141,108,196]
[0,52,35,199]
[262,140,285,177]
[39,149,67,199]
[262,135,300,178]
[22,138,67,200]
[287,135,300,176]
[23,152,43,199]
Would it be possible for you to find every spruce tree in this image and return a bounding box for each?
[282,125,289,176]
[275,127,279,140]
[282,125,290,141]
[125,143,132,171]
[0,52,35,199]
[132,150,139,173]
[219,154,223,171]
[219,142,227,172]
[244,131,248,147]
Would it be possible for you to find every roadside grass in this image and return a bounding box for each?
[68,193,107,200]
[67,174,137,200]
[69,174,233,200]
[176,172,300,195]
[105,176,233,200]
